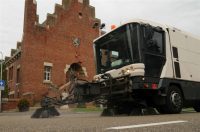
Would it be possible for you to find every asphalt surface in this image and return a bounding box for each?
[0,108,200,132]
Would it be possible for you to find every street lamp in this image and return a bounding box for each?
[0,51,3,112]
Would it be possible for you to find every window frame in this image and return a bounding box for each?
[94,24,135,74]
[43,62,53,83]
[9,66,13,81]
[142,25,166,56]
[16,68,20,84]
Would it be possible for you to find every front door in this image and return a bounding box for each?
[142,26,166,77]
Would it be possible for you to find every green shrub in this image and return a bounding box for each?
[17,99,30,112]
[77,102,86,108]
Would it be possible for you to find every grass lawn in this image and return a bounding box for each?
[73,107,103,113]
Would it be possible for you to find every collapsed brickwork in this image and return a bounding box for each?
[5,0,100,102]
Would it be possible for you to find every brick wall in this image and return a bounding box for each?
[6,0,100,102]
[2,99,19,111]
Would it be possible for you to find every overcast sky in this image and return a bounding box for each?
[0,0,200,57]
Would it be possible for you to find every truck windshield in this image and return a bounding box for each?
[94,24,139,74]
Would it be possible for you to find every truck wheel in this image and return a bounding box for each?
[101,108,117,116]
[156,107,167,114]
[193,101,200,112]
[129,108,143,116]
[164,86,183,114]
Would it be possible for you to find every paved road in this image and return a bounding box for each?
[0,109,200,132]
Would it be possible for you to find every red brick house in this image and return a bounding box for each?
[5,0,100,102]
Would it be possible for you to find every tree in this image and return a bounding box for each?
[0,60,8,98]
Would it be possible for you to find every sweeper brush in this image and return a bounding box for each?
[31,80,100,118]
[31,106,60,118]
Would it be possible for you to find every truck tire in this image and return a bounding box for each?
[193,101,200,112]
[164,85,183,114]
[156,107,167,114]
[101,108,118,116]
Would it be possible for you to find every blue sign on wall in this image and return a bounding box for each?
[0,80,5,90]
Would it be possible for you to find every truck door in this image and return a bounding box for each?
[142,25,166,77]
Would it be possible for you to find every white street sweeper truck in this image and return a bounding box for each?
[32,19,200,118]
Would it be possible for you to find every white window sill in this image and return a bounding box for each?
[43,80,52,84]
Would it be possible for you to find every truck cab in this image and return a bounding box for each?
[94,22,166,78]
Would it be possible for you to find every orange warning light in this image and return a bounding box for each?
[111,25,116,30]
